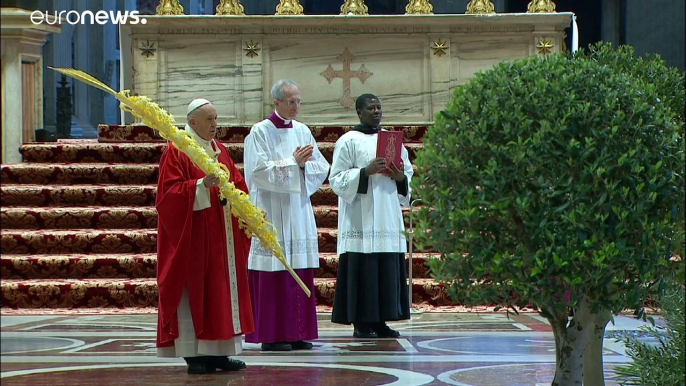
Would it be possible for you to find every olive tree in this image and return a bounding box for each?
[411,51,684,386]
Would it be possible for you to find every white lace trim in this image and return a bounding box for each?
[223,203,242,335]
[251,238,320,257]
[337,171,352,192]
[339,229,405,240]
[273,159,292,187]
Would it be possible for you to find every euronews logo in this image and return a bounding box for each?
[30,10,148,25]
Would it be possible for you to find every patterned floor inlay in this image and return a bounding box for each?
[1,312,652,386]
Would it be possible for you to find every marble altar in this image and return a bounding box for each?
[120,13,572,125]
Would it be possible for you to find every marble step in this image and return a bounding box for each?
[1,162,420,185]
[1,227,433,255]
[1,206,160,230]
[0,184,340,207]
[0,252,436,280]
[1,228,159,255]
[0,184,159,207]
[19,140,424,164]
[0,205,419,230]
[1,163,161,185]
[97,124,429,143]
[0,277,454,309]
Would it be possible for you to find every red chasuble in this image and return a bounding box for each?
[156,143,254,347]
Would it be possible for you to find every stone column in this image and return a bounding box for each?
[600,0,621,45]
[70,0,103,138]
[625,0,685,70]
[103,0,121,124]
[43,0,75,133]
[1,8,61,163]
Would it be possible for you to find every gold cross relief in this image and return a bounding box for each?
[320,48,373,110]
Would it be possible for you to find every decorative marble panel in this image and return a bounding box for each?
[266,38,429,123]
[452,36,530,85]
[121,14,572,125]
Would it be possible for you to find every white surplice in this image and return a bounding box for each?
[329,130,413,255]
[243,118,330,271]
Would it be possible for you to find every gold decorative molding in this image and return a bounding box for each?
[405,0,433,15]
[527,0,556,13]
[216,0,245,15]
[156,0,184,15]
[430,39,448,57]
[466,0,495,14]
[139,40,156,57]
[243,40,260,58]
[536,38,554,55]
[275,0,304,15]
[340,0,369,15]
[320,48,373,110]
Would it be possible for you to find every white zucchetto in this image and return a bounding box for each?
[187,98,211,117]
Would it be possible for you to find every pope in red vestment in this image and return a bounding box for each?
[156,99,254,374]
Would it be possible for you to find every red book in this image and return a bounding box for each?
[376,130,403,174]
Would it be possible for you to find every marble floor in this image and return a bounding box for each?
[0,311,654,386]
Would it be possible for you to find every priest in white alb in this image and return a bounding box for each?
[329,94,412,339]
[243,79,330,351]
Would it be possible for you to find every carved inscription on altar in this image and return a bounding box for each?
[158,28,241,34]
[321,48,373,110]
[267,27,429,34]
[450,26,534,32]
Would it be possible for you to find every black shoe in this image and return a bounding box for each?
[184,357,216,374]
[210,356,246,371]
[376,326,400,338]
[352,324,378,339]
[374,323,401,338]
[261,342,292,351]
[290,341,313,350]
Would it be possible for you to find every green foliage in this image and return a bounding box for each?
[615,277,685,386]
[573,42,685,128]
[412,49,684,317]
[574,42,686,264]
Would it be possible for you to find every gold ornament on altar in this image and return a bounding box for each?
[536,38,554,55]
[156,0,184,15]
[243,40,260,58]
[340,0,369,15]
[466,0,495,14]
[138,40,156,58]
[216,0,245,15]
[276,0,304,15]
[48,67,311,298]
[430,39,448,57]
[405,0,433,15]
[527,0,556,13]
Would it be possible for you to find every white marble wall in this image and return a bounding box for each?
[121,13,571,125]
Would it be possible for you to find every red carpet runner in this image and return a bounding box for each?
[1,124,462,312]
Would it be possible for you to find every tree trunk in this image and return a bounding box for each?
[546,307,570,371]
[550,296,595,386]
[583,309,612,386]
